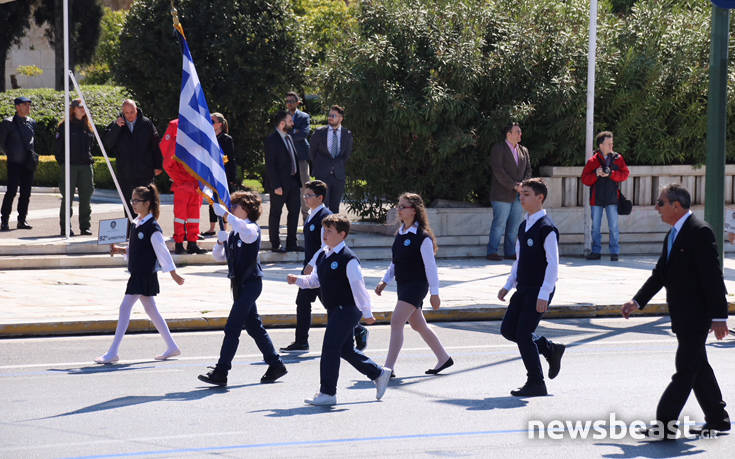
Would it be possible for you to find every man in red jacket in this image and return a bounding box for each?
[160,119,207,254]
[581,131,630,261]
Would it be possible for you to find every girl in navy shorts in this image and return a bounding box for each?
[95,184,185,364]
[375,192,453,376]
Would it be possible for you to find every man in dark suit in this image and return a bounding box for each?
[309,105,353,213]
[622,183,730,439]
[264,110,302,253]
[487,122,532,261]
[286,92,311,222]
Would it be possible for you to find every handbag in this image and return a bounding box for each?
[617,190,632,215]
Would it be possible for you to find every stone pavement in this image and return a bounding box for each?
[1,254,734,337]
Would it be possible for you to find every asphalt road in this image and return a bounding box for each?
[1,317,734,458]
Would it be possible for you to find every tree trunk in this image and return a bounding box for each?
[0,47,6,92]
[54,0,64,90]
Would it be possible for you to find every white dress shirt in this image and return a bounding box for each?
[126,214,176,273]
[381,222,440,295]
[294,241,374,319]
[213,214,259,262]
[502,209,559,301]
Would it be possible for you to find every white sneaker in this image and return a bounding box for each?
[155,348,181,360]
[94,354,119,364]
[375,367,392,400]
[305,392,337,406]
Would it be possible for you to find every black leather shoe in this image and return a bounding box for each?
[355,326,369,351]
[510,381,548,397]
[503,255,516,260]
[585,253,601,260]
[0,222,8,231]
[80,229,92,236]
[286,245,305,252]
[261,361,287,383]
[17,221,32,230]
[186,242,208,254]
[690,418,731,436]
[610,254,619,261]
[485,254,503,261]
[426,357,454,375]
[271,246,287,253]
[280,342,309,352]
[198,366,227,386]
[174,242,186,254]
[60,229,75,237]
[638,426,678,441]
[547,344,566,379]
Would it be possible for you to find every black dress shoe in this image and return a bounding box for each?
[354,326,369,351]
[426,357,454,375]
[198,366,228,386]
[17,221,32,230]
[201,230,216,236]
[271,246,287,253]
[0,222,9,232]
[486,254,503,261]
[286,245,305,252]
[174,242,186,254]
[610,254,619,261]
[80,229,92,236]
[503,255,516,260]
[280,342,309,352]
[690,418,731,436]
[585,252,601,260]
[547,343,566,379]
[638,426,678,441]
[510,381,548,397]
[186,242,208,254]
[60,229,75,237]
[261,361,287,383]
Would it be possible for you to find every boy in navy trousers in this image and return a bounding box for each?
[288,214,391,406]
[280,180,369,352]
[498,178,566,397]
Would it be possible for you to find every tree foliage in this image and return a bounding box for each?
[79,7,127,84]
[116,0,305,176]
[0,1,32,92]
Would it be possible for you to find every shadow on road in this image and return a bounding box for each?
[47,361,159,375]
[436,395,528,411]
[595,439,705,458]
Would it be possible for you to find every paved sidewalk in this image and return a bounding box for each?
[1,255,734,337]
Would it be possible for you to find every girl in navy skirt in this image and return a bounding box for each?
[375,192,453,375]
[95,184,185,364]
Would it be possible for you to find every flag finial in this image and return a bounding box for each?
[170,1,184,36]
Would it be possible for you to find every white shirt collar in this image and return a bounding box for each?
[672,210,692,234]
[323,240,346,257]
[134,213,153,226]
[306,204,326,223]
[398,221,419,235]
[330,125,342,133]
[525,208,547,229]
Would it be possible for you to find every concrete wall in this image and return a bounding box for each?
[4,21,55,90]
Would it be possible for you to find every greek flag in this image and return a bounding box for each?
[173,26,231,208]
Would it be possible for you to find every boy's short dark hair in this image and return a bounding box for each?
[230,190,262,221]
[305,179,327,198]
[322,213,350,235]
[521,178,548,203]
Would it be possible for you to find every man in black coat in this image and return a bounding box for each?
[103,99,161,220]
[309,105,353,213]
[622,183,730,439]
[0,96,37,231]
[264,110,302,252]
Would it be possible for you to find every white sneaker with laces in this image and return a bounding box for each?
[375,367,392,400]
[305,392,337,406]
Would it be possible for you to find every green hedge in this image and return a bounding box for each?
[0,155,172,193]
[0,86,133,158]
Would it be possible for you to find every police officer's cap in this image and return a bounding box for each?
[14,96,31,105]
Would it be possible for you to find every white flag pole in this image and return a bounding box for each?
[68,71,134,223]
[63,0,70,238]
[583,0,598,256]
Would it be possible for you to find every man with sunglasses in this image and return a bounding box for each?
[309,105,353,213]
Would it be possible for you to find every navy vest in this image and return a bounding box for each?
[516,215,559,289]
[392,228,430,284]
[128,218,161,275]
[225,226,264,285]
[304,206,332,266]
[316,246,359,309]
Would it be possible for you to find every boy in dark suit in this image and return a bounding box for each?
[497,178,566,397]
[623,183,730,440]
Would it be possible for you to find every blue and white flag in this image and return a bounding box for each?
[173,26,231,209]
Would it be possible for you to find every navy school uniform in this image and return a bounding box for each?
[294,204,332,344]
[500,210,559,384]
[309,243,382,396]
[214,219,281,373]
[125,216,163,296]
[391,225,433,307]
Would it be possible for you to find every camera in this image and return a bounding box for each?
[603,166,611,175]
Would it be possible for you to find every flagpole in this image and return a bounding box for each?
[63,0,70,238]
